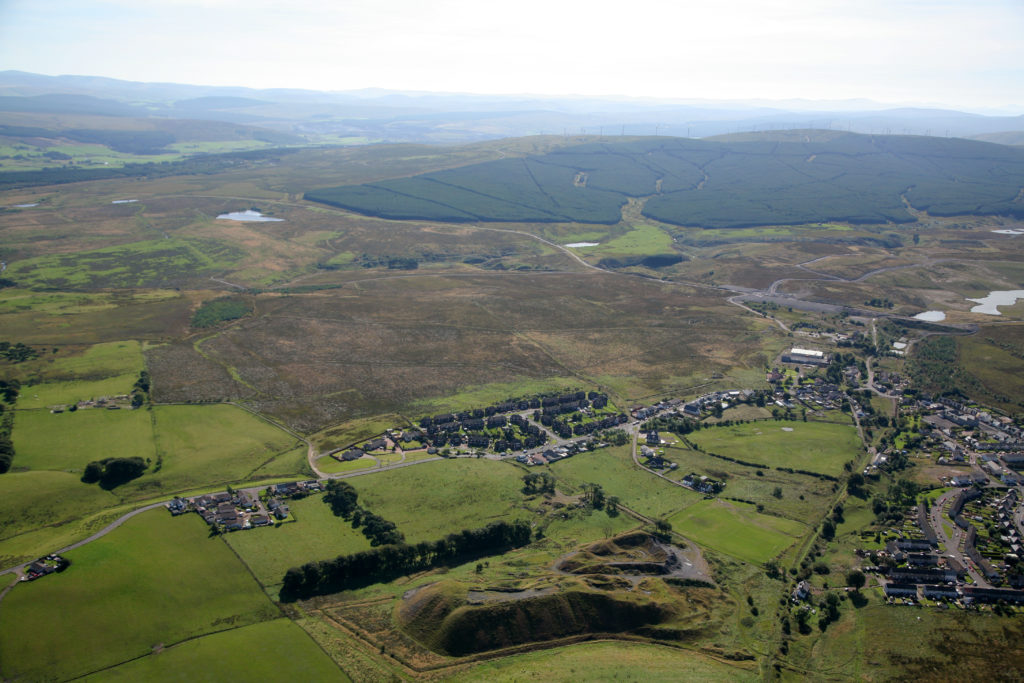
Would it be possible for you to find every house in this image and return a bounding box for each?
[340,449,364,461]
[884,582,918,598]
[792,580,811,602]
[251,514,271,527]
[922,584,958,600]
[646,431,660,445]
[238,491,256,510]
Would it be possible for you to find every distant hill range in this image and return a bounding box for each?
[306,133,1024,228]
[1,70,1022,144]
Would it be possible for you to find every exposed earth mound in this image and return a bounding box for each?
[398,579,672,656]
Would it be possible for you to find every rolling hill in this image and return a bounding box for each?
[305,132,1024,228]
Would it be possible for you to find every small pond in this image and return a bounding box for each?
[564,242,599,248]
[913,311,946,322]
[216,210,284,222]
[966,290,1024,315]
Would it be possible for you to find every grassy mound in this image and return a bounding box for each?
[399,580,670,656]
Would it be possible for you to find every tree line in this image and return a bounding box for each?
[0,379,19,473]
[323,480,403,546]
[281,518,533,600]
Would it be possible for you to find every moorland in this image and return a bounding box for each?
[2,88,1024,681]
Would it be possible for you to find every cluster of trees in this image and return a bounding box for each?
[281,519,533,600]
[323,480,403,546]
[0,379,19,473]
[872,478,920,524]
[522,472,555,495]
[131,370,150,409]
[190,297,252,328]
[0,342,38,363]
[81,457,147,489]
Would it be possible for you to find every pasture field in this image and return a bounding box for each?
[246,444,310,481]
[686,420,861,476]
[660,442,836,522]
[312,414,408,452]
[0,510,280,682]
[451,640,758,682]
[351,458,530,543]
[17,340,144,409]
[225,494,372,589]
[667,498,807,564]
[12,403,307,496]
[148,404,305,493]
[13,407,155,472]
[0,470,118,545]
[549,446,702,520]
[84,618,348,682]
[585,223,674,257]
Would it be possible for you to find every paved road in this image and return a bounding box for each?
[928,490,989,588]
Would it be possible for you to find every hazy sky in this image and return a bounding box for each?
[1,0,1022,111]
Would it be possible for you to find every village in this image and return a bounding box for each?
[149,344,1024,610]
[166,479,321,531]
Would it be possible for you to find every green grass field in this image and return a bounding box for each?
[660,442,836,522]
[0,510,280,681]
[83,618,348,682]
[148,404,305,494]
[225,494,372,589]
[686,421,861,476]
[12,403,305,495]
[588,223,674,256]
[0,470,119,544]
[351,458,529,543]
[549,446,702,520]
[13,407,156,472]
[451,640,758,682]
[17,341,145,409]
[668,498,808,564]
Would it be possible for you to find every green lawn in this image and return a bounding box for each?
[225,494,372,589]
[668,498,808,564]
[549,446,702,520]
[686,421,861,476]
[351,459,529,543]
[13,407,156,472]
[84,618,348,682]
[0,510,280,681]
